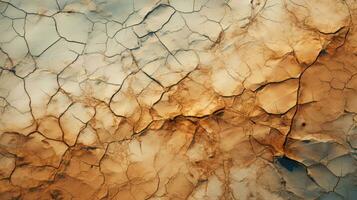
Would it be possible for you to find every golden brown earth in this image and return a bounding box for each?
[0,0,356,199]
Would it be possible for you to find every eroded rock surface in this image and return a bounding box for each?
[0,0,357,199]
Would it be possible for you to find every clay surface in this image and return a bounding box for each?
[0,0,357,199]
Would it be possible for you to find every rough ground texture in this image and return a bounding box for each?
[0,0,357,199]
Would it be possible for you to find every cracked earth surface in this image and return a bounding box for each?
[0,0,357,199]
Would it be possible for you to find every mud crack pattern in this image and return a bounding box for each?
[0,0,357,199]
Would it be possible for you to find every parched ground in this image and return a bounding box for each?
[0,0,357,199]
